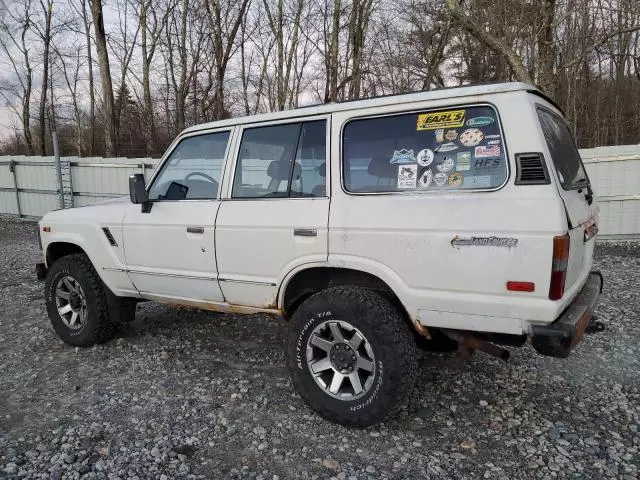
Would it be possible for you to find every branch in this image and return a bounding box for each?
[444,0,534,85]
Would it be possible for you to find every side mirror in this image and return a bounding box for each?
[129,174,151,212]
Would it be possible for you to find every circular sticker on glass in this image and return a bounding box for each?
[436,156,454,173]
[416,148,434,167]
[418,169,433,189]
[445,129,458,141]
[459,128,484,147]
[448,172,464,186]
[434,172,448,187]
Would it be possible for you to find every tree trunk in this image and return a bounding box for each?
[326,0,342,102]
[537,0,556,94]
[90,0,117,156]
[80,0,96,155]
[140,0,155,153]
[38,0,53,155]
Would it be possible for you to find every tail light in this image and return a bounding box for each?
[549,234,570,300]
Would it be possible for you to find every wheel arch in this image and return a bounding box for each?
[46,241,87,267]
[280,266,412,327]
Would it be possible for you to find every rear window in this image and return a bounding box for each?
[342,105,507,193]
[537,108,589,190]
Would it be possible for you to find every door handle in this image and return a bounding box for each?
[186,226,204,234]
[294,228,317,237]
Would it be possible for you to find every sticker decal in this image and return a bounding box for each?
[416,148,434,167]
[484,134,501,139]
[474,158,502,169]
[466,116,495,127]
[390,149,416,164]
[436,156,455,173]
[434,172,448,187]
[417,110,466,131]
[465,175,491,188]
[445,129,458,141]
[418,169,433,189]
[456,152,471,171]
[451,236,518,248]
[459,128,484,147]
[397,164,417,189]
[435,129,445,143]
[435,142,458,153]
[474,145,501,158]
[487,139,501,145]
[448,172,464,186]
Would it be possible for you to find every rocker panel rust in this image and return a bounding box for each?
[142,294,282,316]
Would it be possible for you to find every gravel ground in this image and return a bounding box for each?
[1,214,639,480]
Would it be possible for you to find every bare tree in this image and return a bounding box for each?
[203,0,251,119]
[0,0,36,154]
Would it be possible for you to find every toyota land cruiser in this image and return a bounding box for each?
[37,82,602,426]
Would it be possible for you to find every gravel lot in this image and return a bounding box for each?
[1,214,639,480]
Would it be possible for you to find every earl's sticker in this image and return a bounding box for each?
[417,110,465,131]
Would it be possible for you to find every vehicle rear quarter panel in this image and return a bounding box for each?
[328,92,571,333]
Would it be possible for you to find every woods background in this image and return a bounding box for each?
[1,0,639,158]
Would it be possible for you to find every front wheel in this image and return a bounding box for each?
[287,286,418,427]
[44,254,116,347]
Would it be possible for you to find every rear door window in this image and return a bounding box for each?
[232,120,327,198]
[537,108,589,190]
[342,105,507,193]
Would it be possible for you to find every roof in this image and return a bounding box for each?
[182,82,542,135]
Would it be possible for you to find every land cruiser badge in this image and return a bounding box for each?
[451,236,518,248]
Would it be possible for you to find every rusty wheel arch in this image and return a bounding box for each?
[281,267,411,326]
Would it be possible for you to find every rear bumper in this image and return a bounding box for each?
[531,271,603,358]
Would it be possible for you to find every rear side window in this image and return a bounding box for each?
[232,120,327,198]
[537,108,589,190]
[342,105,507,193]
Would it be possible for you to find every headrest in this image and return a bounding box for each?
[367,155,396,179]
[267,160,301,180]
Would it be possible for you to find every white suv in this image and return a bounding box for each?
[37,82,603,426]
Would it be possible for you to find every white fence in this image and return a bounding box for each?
[0,156,158,216]
[0,146,639,239]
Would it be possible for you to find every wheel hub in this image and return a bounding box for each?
[54,275,87,330]
[330,343,356,373]
[306,320,376,400]
[69,292,82,310]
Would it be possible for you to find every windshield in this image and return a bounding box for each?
[537,107,589,190]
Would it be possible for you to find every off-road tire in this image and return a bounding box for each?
[45,253,116,347]
[287,286,418,427]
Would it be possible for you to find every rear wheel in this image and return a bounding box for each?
[45,254,116,347]
[287,286,418,426]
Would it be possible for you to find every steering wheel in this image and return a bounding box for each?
[185,171,216,184]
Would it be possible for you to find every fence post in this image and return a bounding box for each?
[8,160,22,217]
[53,131,65,209]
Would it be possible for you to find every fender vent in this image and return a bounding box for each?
[515,152,550,185]
[102,227,118,247]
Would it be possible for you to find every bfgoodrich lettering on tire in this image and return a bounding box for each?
[287,286,418,426]
[44,253,116,347]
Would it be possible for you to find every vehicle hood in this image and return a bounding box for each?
[39,197,131,225]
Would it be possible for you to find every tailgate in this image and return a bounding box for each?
[536,106,598,291]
